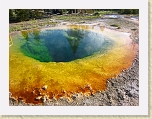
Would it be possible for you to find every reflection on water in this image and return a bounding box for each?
[21,30,29,41]
[63,29,84,54]
[33,29,41,44]
[21,29,53,62]
[20,28,113,62]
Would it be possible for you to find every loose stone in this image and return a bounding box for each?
[42,85,47,90]
[35,96,42,100]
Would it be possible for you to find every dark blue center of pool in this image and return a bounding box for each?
[20,28,113,62]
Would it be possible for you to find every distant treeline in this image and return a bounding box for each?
[9,9,139,23]
[117,9,139,14]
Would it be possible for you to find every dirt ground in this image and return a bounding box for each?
[9,15,139,106]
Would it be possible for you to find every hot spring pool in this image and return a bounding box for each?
[20,28,113,62]
[9,25,138,104]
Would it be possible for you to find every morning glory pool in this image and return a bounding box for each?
[20,28,113,62]
[9,25,138,104]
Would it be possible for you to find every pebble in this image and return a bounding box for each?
[35,96,42,100]
[42,85,47,90]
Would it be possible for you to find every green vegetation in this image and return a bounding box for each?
[9,9,138,33]
[9,9,44,23]
[9,9,139,23]
[54,15,99,22]
[118,9,139,14]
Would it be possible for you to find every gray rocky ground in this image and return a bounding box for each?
[9,15,139,106]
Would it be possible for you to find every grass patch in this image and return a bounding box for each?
[54,15,99,22]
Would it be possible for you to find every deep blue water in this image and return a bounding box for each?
[20,28,113,62]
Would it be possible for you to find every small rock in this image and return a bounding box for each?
[35,96,42,100]
[62,90,66,94]
[62,22,67,25]
[42,85,47,90]
[32,90,35,94]
[42,95,49,102]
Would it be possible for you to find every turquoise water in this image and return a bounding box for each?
[20,28,114,62]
